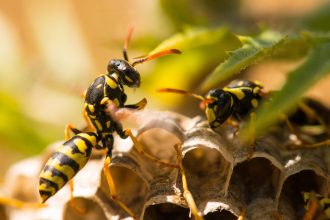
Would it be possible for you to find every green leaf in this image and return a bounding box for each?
[0,92,61,155]
[272,31,330,60]
[301,3,330,31]
[302,31,330,44]
[245,42,330,138]
[200,30,286,91]
[149,26,240,54]
[271,33,311,60]
[160,0,240,28]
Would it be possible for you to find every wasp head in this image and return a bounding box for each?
[205,89,234,128]
[107,59,141,88]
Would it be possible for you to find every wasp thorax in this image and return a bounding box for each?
[107,59,140,88]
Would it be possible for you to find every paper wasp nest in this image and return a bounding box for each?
[2,106,330,220]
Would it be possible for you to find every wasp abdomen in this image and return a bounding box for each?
[39,133,98,203]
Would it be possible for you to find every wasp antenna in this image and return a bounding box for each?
[123,27,134,61]
[132,49,181,66]
[157,88,205,101]
[133,54,147,59]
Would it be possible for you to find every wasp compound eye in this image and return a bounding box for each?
[107,59,122,73]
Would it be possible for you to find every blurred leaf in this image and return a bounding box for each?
[200,30,286,91]
[271,31,330,60]
[0,92,61,155]
[302,31,330,44]
[160,0,240,28]
[243,42,330,138]
[301,2,330,31]
[149,26,240,54]
[271,33,311,60]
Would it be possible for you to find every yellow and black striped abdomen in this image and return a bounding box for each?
[39,132,98,203]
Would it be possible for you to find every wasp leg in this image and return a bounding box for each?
[280,114,296,135]
[287,139,330,150]
[68,180,86,214]
[82,108,95,132]
[303,139,330,148]
[237,207,246,220]
[64,123,87,214]
[225,117,240,137]
[280,113,330,150]
[103,156,136,219]
[173,144,203,220]
[246,112,256,159]
[113,121,129,139]
[124,129,179,168]
[80,90,95,132]
[226,118,239,130]
[108,98,147,124]
[64,123,82,140]
[279,113,304,147]
[0,197,46,209]
[124,98,147,110]
[102,135,136,218]
[298,101,329,133]
[302,192,319,220]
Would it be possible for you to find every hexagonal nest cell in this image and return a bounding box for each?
[1,107,329,220]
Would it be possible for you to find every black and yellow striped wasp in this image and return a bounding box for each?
[159,80,329,148]
[38,29,180,218]
[159,80,264,129]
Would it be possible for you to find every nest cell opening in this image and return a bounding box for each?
[279,170,327,219]
[136,128,181,167]
[100,165,148,215]
[204,210,238,220]
[63,197,107,220]
[143,203,190,220]
[232,157,280,203]
[182,146,229,199]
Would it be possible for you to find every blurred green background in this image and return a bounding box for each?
[1,0,330,183]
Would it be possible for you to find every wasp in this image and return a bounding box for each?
[159,80,263,159]
[159,80,329,149]
[159,80,264,129]
[39,29,180,218]
[83,29,180,150]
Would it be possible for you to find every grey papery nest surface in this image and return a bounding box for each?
[1,109,329,220]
